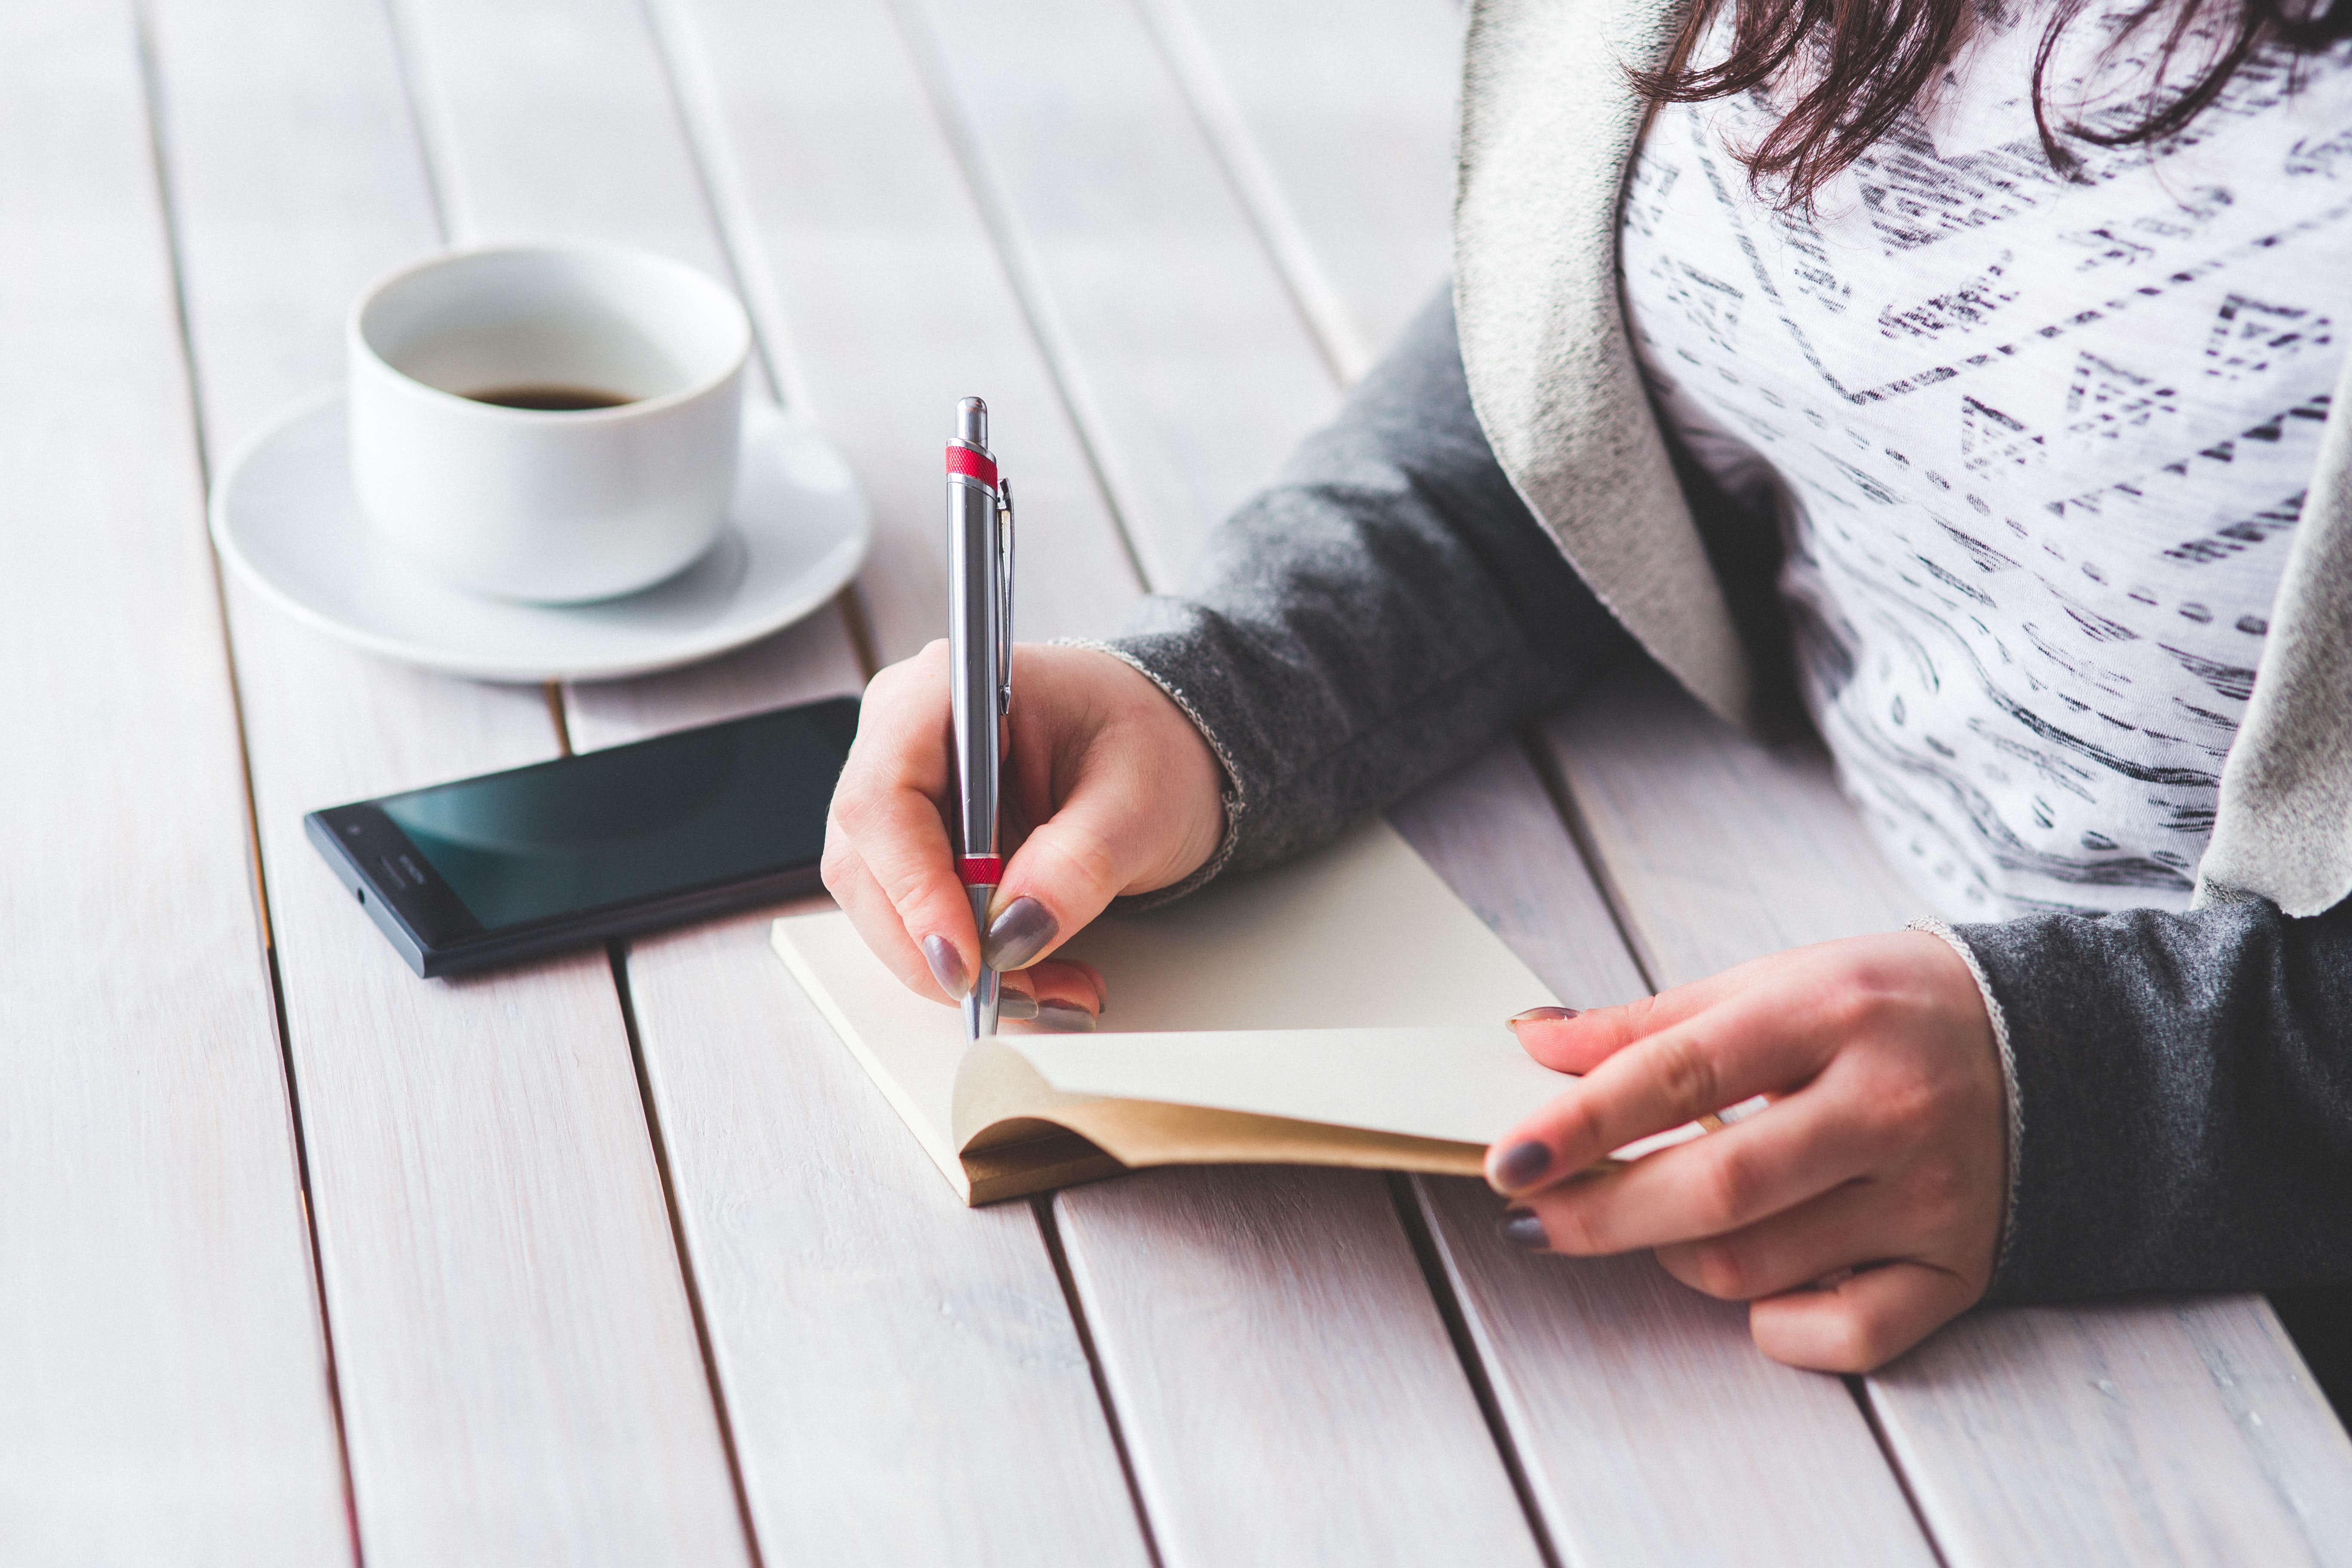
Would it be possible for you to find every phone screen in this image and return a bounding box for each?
[370,700,855,933]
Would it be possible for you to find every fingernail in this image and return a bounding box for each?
[1033,1001,1098,1033]
[1499,1210,1549,1251]
[1507,1005,1581,1029]
[983,897,1058,970]
[1494,1140,1553,1189]
[998,989,1040,1021]
[921,934,969,1000]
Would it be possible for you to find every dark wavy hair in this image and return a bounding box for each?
[1637,0,2352,208]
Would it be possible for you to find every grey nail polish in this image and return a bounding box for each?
[1033,1001,1098,1033]
[997,990,1040,1021]
[1494,1140,1552,1189]
[983,896,1058,971]
[1499,1210,1548,1251]
[921,934,970,1000]
[1508,1005,1581,1027]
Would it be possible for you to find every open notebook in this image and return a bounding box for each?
[773,819,1635,1204]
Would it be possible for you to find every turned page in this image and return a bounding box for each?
[771,818,1570,1193]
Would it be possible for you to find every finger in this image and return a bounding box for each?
[1652,1178,1894,1301]
[825,792,977,993]
[1491,989,1838,1192]
[1012,959,1108,1032]
[1506,1006,1610,1073]
[824,844,953,1001]
[828,655,988,995]
[1490,969,1769,1189]
[1506,976,1737,1075]
[1748,1260,1980,1372]
[1512,1087,1877,1253]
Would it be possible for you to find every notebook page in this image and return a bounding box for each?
[771,817,1564,1184]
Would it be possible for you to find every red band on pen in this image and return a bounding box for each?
[957,855,1004,885]
[945,445,998,487]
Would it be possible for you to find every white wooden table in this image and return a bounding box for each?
[7,0,2349,1562]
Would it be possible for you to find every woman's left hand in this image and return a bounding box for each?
[1486,931,2007,1372]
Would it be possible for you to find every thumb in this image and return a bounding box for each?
[980,772,1200,972]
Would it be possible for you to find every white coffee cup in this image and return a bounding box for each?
[349,244,751,603]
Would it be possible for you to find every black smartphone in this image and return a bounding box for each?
[306,696,859,977]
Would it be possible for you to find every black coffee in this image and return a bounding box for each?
[466,384,634,411]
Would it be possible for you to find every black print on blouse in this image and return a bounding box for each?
[1620,29,2352,914]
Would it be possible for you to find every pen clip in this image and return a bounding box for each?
[995,478,1015,714]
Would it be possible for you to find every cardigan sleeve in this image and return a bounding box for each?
[1094,288,1637,888]
[1949,895,2352,1303]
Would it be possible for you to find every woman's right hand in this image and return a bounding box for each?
[822,640,1227,1027]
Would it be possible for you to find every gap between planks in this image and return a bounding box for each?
[1128,0,1365,387]
[132,3,365,1553]
[873,0,1158,597]
[1847,1376,1956,1568]
[1387,1174,1566,1568]
[1030,1197,1168,1568]
[608,943,768,1568]
[1516,726,1661,994]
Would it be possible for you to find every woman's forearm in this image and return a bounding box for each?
[1102,290,1635,887]
[1956,895,2352,1303]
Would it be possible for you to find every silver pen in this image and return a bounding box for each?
[946,396,1014,1039]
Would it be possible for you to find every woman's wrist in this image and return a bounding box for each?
[1057,635,1245,907]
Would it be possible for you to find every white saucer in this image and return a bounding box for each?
[210,389,870,682]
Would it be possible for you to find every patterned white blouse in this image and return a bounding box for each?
[1621,4,2352,918]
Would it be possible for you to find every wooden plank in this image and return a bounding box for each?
[1384,743,1648,1014]
[565,612,864,749]
[1544,661,1923,975]
[0,3,349,1559]
[1133,0,1461,381]
[385,0,729,273]
[1877,1300,2352,1567]
[1390,750,1937,1568]
[893,0,1342,589]
[1542,662,2352,1564]
[145,0,748,1559]
[646,0,1145,658]
[1056,1165,1543,1568]
[1416,1185,1942,1568]
[625,909,1154,1566]
[396,2,1154,1559]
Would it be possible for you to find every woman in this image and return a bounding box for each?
[824,0,2352,1372]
